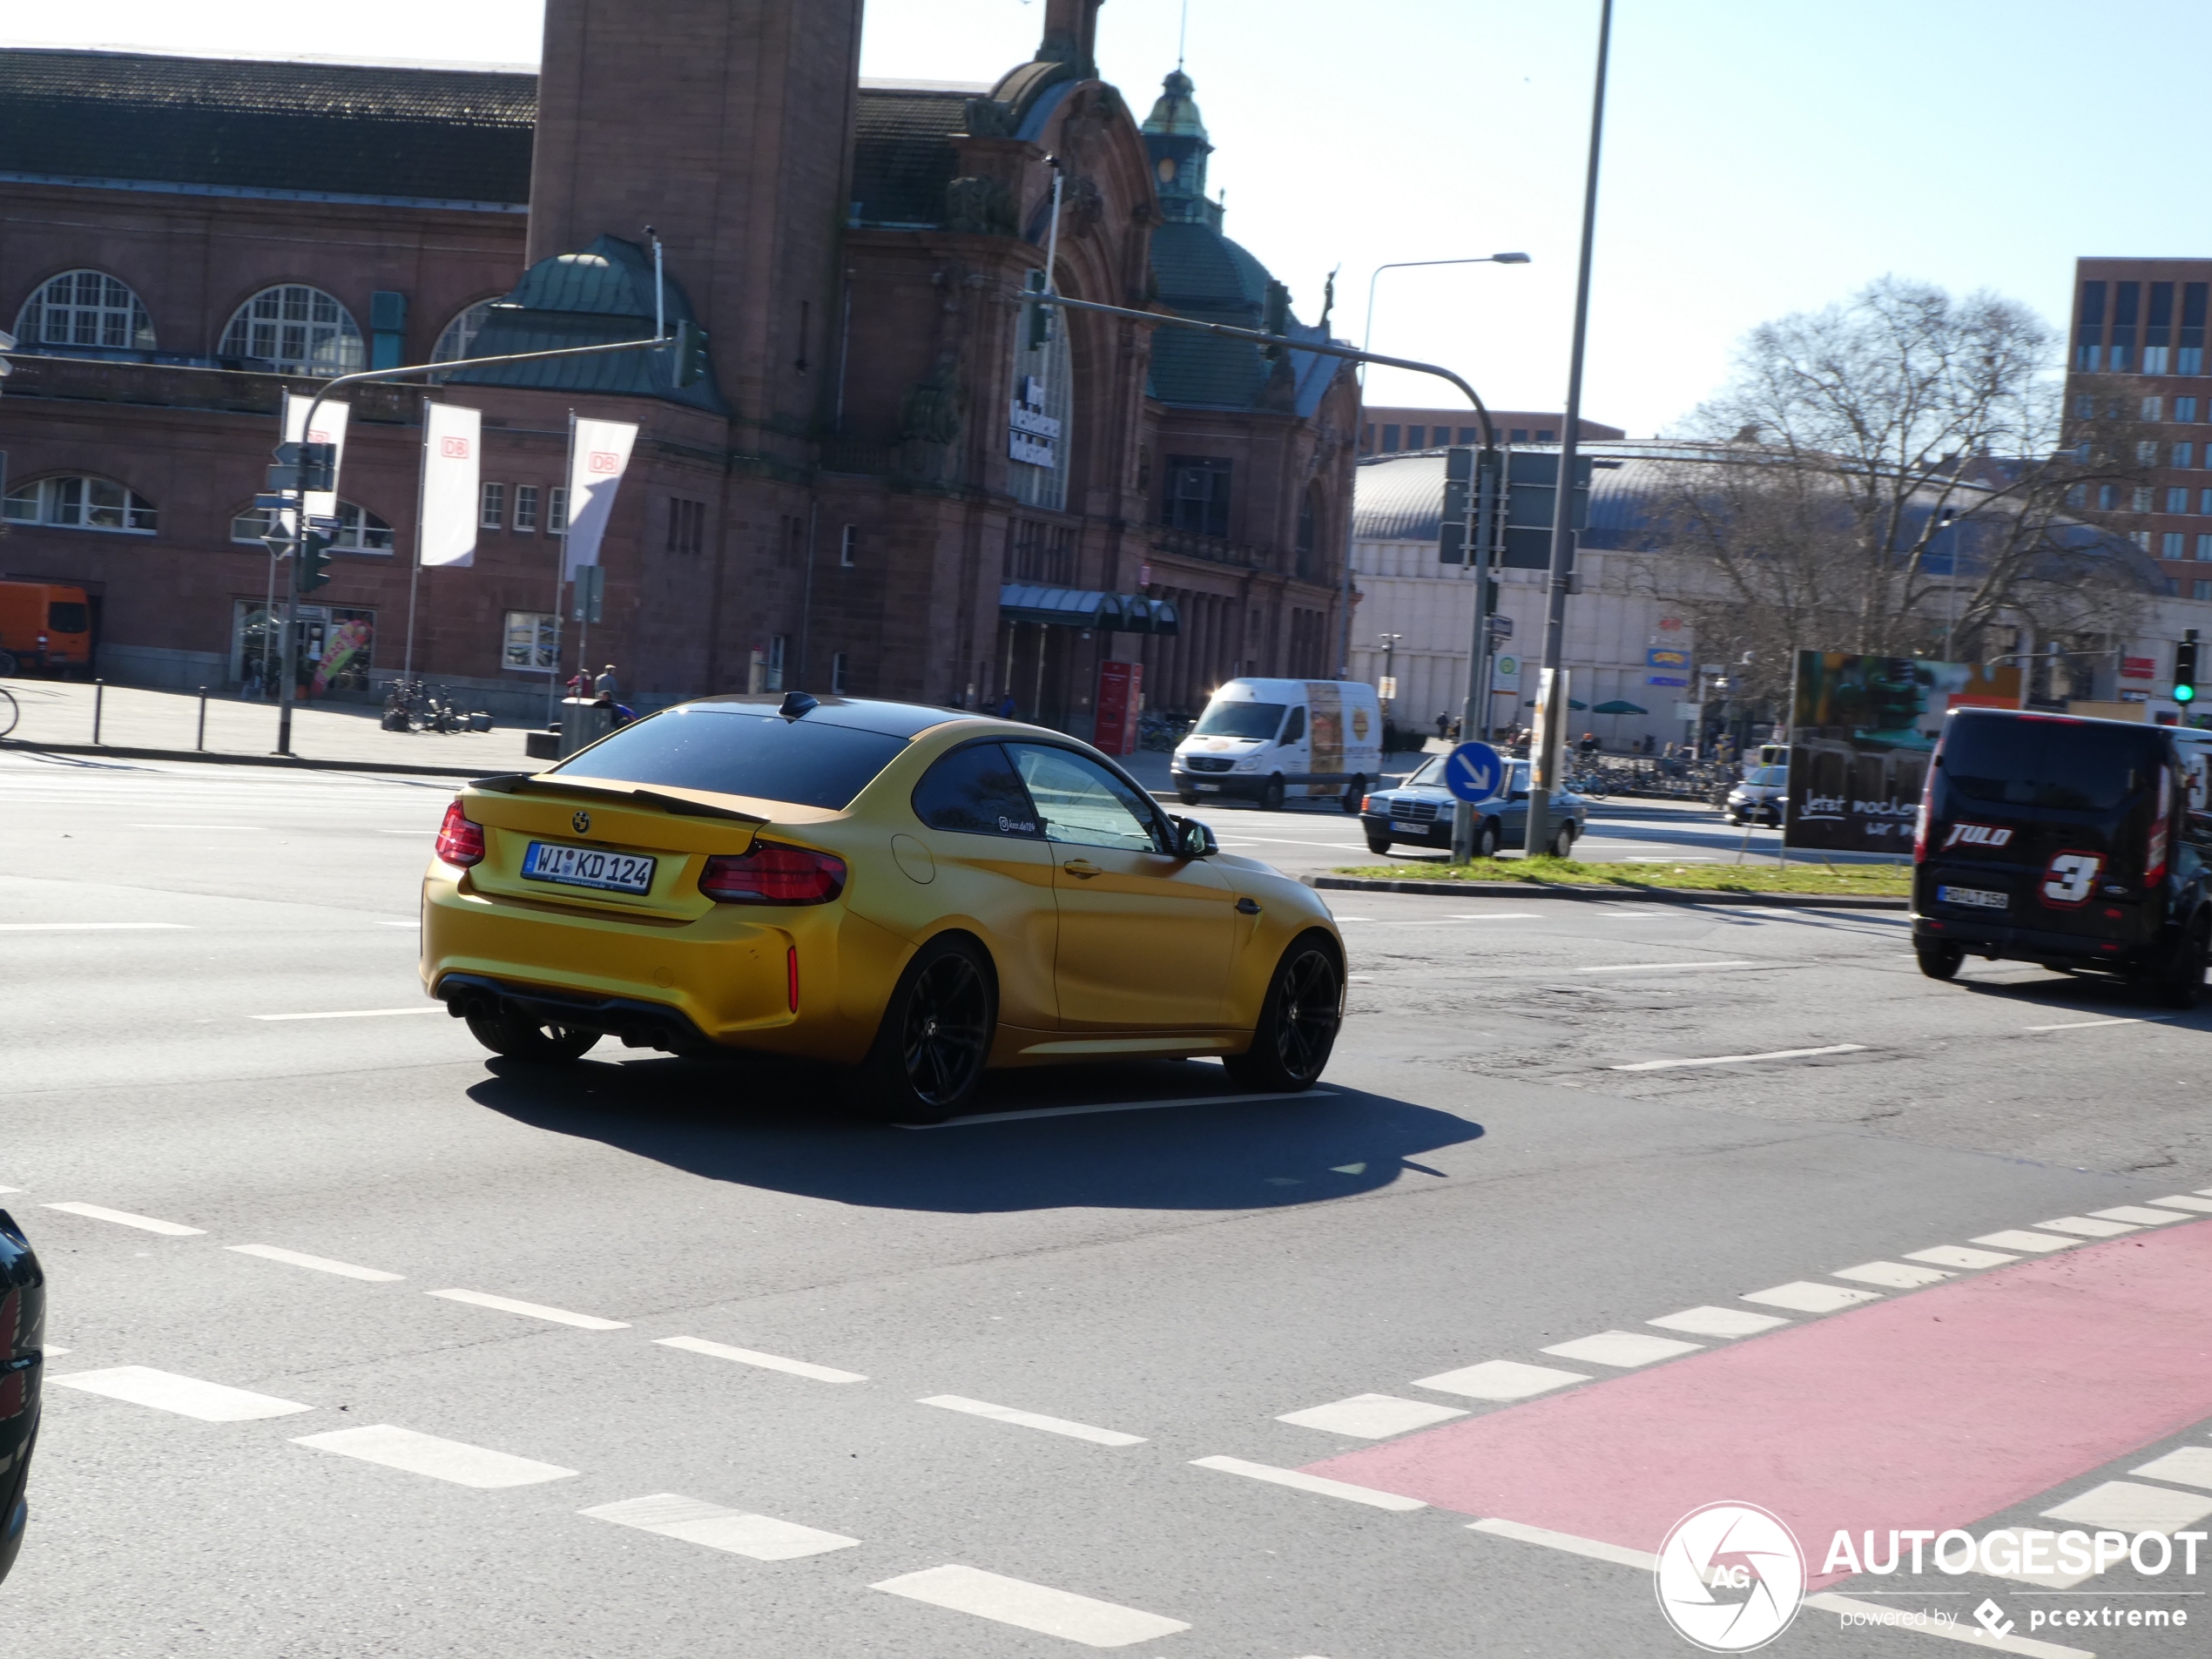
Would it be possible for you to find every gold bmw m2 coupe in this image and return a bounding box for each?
[421,693,1345,1119]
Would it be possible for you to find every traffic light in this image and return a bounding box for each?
[300,530,334,593]
[2178,631,2200,704]
[671,320,711,388]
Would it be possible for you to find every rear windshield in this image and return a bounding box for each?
[552,705,907,809]
[1941,717,2157,812]
[1193,701,1286,739]
[47,602,89,633]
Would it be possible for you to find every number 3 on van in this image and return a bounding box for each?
[2041,851,2104,907]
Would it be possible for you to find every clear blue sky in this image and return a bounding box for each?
[9,1,2203,435]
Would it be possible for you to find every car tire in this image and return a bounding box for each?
[1548,822,1576,860]
[464,1008,600,1063]
[1224,930,1343,1092]
[1365,831,1392,855]
[1177,790,1199,806]
[1914,940,1966,981]
[0,650,17,677]
[1341,774,1366,814]
[857,934,996,1123]
[1474,819,1501,860]
[2148,918,2210,1009]
[1259,775,1285,812]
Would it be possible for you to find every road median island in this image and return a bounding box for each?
[1311,855,1910,909]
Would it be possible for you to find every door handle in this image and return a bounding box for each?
[1236,897,1261,914]
[1062,859,1102,878]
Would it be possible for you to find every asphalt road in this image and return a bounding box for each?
[6,750,2210,1659]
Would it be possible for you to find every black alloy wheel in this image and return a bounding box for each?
[1225,932,1343,1092]
[464,1008,601,1062]
[1341,775,1366,814]
[861,935,995,1122]
[1260,775,1286,813]
[1914,939,1966,981]
[1474,819,1501,860]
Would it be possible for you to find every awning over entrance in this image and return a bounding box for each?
[998,584,1180,634]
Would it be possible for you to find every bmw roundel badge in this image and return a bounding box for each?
[572,810,591,834]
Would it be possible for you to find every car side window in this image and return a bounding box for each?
[1006,744,1164,853]
[911,742,1043,838]
[1279,705,1305,745]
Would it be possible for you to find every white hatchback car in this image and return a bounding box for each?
[1725,764,1787,826]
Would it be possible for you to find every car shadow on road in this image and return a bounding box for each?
[467,1055,1483,1214]
[1949,969,2212,1028]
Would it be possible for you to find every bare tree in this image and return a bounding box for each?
[1636,278,2160,714]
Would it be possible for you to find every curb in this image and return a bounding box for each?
[1303,874,1911,911]
[0,737,510,781]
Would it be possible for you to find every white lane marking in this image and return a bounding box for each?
[918,1394,1144,1447]
[2089,1204,2191,1225]
[53,1366,313,1421]
[1970,1229,2080,1253]
[872,1564,1191,1647]
[1541,1331,1703,1367]
[902,1090,1330,1129]
[428,1288,628,1330]
[1411,1359,1590,1400]
[2034,1215,2137,1238]
[0,1184,20,1194]
[1575,961,1759,974]
[2130,1447,2212,1491]
[655,1335,867,1384]
[1741,1281,1883,1313]
[293,1424,578,1487]
[0,921,191,932]
[1802,1591,2092,1656]
[252,1006,445,1022]
[2041,1479,2212,1533]
[370,920,419,928]
[44,1345,68,1356]
[2147,1194,2212,1214]
[581,1494,860,1560]
[131,823,265,830]
[1830,1260,1953,1290]
[1443,913,1542,921]
[2023,1015,2175,1032]
[1647,1305,1791,1339]
[1905,1245,2017,1269]
[1190,1455,1426,1512]
[227,1244,403,1283]
[1611,1043,1864,1071]
[43,1201,203,1236]
[1469,1516,1659,1571]
[1276,1393,1468,1439]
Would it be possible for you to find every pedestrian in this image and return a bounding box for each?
[995,690,1017,719]
[566,669,590,699]
[594,663,620,698]
[1577,731,1599,756]
[240,657,262,700]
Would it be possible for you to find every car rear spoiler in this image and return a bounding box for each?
[469,772,766,825]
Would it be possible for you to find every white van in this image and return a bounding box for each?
[1170,678,1384,812]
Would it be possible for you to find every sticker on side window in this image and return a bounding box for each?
[2040,850,2104,908]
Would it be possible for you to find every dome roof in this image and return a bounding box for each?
[1142,68,1208,139]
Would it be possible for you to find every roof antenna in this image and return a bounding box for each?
[1177,0,1190,70]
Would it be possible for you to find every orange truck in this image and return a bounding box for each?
[0,580,93,676]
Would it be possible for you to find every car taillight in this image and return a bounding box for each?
[2148,768,2173,887]
[699,843,847,905]
[435,799,485,867]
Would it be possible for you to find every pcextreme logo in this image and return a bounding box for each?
[1656,1502,1806,1652]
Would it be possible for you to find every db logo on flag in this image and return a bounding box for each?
[588,451,621,474]
[440,437,470,459]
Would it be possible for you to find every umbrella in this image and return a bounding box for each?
[1522,697,1589,711]
[1593,698,1647,749]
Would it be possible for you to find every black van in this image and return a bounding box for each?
[1912,707,2212,1006]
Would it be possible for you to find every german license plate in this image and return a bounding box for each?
[1939,884,2006,910]
[523,841,656,894]
[1195,782,1221,792]
[1391,820,1426,835]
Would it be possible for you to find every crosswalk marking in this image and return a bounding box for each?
[1646,1306,1789,1339]
[1830,1260,1952,1289]
[1970,1230,2079,1253]
[581,1494,860,1560]
[1190,1454,1426,1511]
[1412,1359,1589,1400]
[1540,1331,1702,1368]
[1276,1393,1468,1439]
[1905,1244,2016,1269]
[293,1424,578,1487]
[1740,1280,1881,1313]
[2034,1215,2137,1238]
[872,1564,1190,1648]
[52,1366,313,1421]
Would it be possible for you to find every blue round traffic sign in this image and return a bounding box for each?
[1443,741,1505,802]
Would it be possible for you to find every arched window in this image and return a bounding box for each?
[1009,295,1073,514]
[219,285,364,375]
[231,502,394,552]
[15,270,155,351]
[428,300,496,382]
[3,475,158,533]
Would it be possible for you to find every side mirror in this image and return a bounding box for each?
[1170,815,1218,858]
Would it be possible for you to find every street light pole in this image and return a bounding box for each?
[1525,0,1614,862]
[1337,253,1530,678]
[1378,631,1401,724]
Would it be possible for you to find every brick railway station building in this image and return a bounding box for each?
[0,0,1357,732]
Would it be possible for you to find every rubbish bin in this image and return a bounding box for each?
[557,698,614,759]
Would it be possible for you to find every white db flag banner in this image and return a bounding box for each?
[419,402,481,569]
[563,417,638,578]
[281,392,351,526]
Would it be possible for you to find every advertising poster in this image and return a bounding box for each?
[1784,652,2019,852]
